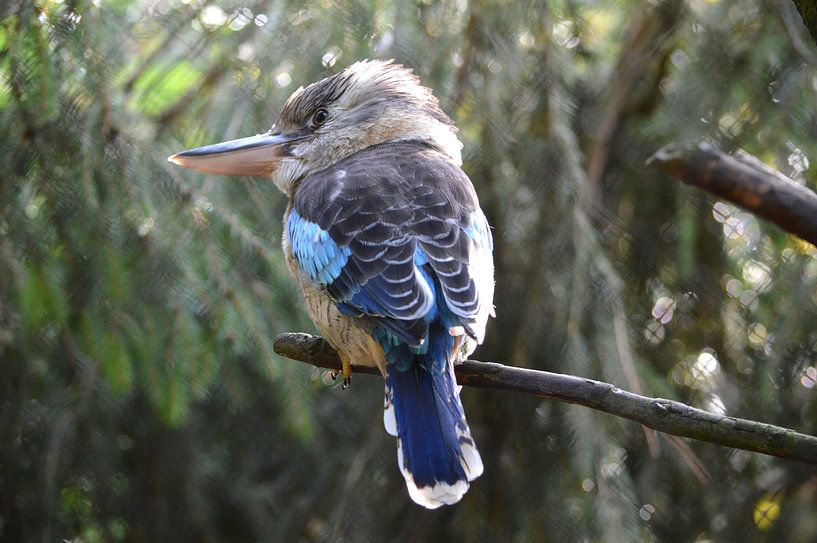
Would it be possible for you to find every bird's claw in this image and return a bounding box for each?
[339,353,353,389]
[325,368,351,388]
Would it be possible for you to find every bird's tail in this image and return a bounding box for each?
[382,322,483,509]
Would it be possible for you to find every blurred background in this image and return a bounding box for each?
[2,0,817,541]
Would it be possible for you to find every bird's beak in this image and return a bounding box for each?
[167,130,307,177]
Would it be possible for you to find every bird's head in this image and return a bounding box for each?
[169,59,462,194]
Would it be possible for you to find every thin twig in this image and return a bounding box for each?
[778,0,817,65]
[648,141,817,246]
[791,0,817,46]
[273,332,817,465]
[584,0,684,213]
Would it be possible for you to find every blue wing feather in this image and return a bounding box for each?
[288,209,433,345]
[288,209,351,285]
[464,208,493,251]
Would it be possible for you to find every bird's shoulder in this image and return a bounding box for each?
[292,139,478,232]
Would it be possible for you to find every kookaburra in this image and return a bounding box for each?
[169,60,495,508]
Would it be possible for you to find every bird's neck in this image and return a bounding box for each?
[316,114,463,170]
[391,117,463,166]
[274,116,463,197]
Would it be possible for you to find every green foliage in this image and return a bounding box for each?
[18,261,68,335]
[1,0,817,541]
[130,61,203,117]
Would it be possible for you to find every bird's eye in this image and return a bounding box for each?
[312,108,329,127]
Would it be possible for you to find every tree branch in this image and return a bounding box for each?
[274,332,817,465]
[648,141,817,246]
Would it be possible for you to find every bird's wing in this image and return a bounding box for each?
[288,140,493,346]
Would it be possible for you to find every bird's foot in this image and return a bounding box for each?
[328,371,352,389]
[330,353,353,389]
[340,352,352,389]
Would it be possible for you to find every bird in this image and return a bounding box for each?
[169,59,495,508]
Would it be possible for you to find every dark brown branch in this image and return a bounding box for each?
[648,141,817,246]
[274,332,817,465]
